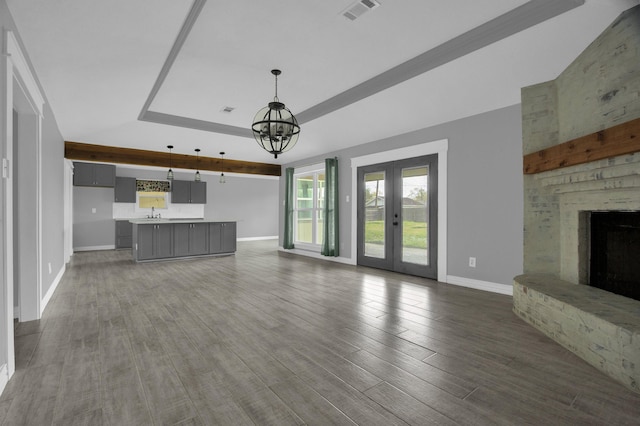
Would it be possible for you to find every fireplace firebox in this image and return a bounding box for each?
[589,211,640,301]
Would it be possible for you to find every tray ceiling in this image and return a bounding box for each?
[7,0,639,164]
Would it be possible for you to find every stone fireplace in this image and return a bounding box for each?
[533,153,640,291]
[513,5,640,394]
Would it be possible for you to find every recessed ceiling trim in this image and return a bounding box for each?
[297,0,585,124]
[138,0,207,120]
[139,0,585,136]
[142,111,253,138]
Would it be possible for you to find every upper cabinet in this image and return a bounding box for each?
[171,180,206,204]
[114,176,137,203]
[73,162,115,187]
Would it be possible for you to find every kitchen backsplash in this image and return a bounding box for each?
[112,198,204,219]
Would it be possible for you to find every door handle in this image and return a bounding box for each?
[393,221,399,226]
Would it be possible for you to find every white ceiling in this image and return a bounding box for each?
[6,0,639,165]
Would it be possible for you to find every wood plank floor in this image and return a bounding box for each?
[2,240,639,425]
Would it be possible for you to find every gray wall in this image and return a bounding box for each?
[73,166,279,248]
[1,0,65,357]
[202,174,279,238]
[281,104,524,286]
[73,186,115,249]
[40,102,65,295]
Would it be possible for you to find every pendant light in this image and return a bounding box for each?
[219,152,226,184]
[166,145,174,180]
[194,148,201,181]
[251,69,300,159]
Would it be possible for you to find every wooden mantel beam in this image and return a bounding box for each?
[523,117,640,174]
[64,141,281,177]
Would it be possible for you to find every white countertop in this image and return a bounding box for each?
[128,218,235,224]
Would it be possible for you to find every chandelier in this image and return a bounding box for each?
[251,69,300,159]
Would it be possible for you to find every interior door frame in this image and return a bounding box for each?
[350,139,448,282]
[2,30,45,385]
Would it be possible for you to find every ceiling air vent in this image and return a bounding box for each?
[342,0,380,21]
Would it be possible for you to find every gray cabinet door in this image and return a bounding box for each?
[209,223,222,254]
[173,223,190,257]
[221,222,237,252]
[190,181,207,203]
[73,162,115,187]
[73,162,94,186]
[137,225,155,260]
[155,224,173,258]
[93,164,116,187]
[175,223,208,256]
[115,220,133,249]
[209,222,236,254]
[191,223,209,255]
[115,177,136,202]
[171,180,207,203]
[171,180,191,203]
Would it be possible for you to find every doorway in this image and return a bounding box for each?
[357,155,438,279]
[2,30,46,384]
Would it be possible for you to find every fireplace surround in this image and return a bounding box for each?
[533,152,640,287]
[514,5,640,394]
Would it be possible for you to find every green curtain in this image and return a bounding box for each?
[283,167,295,249]
[322,158,339,256]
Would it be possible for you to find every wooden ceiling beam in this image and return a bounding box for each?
[64,141,281,177]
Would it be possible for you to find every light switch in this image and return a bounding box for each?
[91,208,96,214]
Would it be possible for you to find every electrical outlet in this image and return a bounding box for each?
[91,207,97,214]
[469,257,476,268]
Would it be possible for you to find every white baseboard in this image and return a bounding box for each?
[237,236,278,242]
[275,249,512,296]
[41,263,66,314]
[446,275,513,296]
[74,245,116,252]
[279,247,356,265]
[0,364,7,396]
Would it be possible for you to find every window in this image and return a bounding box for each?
[294,164,325,248]
[138,191,167,209]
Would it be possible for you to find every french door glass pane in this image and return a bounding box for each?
[364,171,385,258]
[401,166,429,265]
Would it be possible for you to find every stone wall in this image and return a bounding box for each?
[522,6,640,278]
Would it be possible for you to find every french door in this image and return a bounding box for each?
[357,155,438,279]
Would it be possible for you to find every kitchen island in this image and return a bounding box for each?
[130,219,236,262]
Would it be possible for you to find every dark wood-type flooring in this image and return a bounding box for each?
[2,240,639,425]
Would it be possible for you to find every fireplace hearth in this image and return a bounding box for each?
[590,211,640,301]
